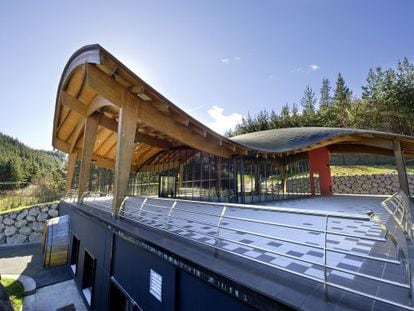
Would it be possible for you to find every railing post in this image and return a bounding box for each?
[166,201,177,225]
[138,197,148,217]
[404,256,413,306]
[117,196,129,218]
[215,205,228,245]
[79,191,90,204]
[324,214,329,301]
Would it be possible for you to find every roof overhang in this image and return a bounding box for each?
[52,45,414,172]
[52,45,249,172]
[230,127,414,158]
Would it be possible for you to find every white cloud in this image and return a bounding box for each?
[309,64,319,71]
[291,64,320,73]
[221,56,241,64]
[207,106,243,134]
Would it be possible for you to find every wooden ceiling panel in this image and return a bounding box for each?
[58,113,82,142]
[65,66,85,98]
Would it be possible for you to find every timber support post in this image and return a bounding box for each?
[112,90,139,217]
[280,161,287,197]
[66,152,77,192]
[393,140,410,197]
[78,114,99,202]
[178,164,184,192]
[215,157,221,199]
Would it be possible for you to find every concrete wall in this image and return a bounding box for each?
[0,203,58,245]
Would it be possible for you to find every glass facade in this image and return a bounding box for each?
[71,151,312,203]
[128,151,312,203]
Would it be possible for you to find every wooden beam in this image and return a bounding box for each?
[112,90,138,215]
[78,114,99,201]
[75,153,137,172]
[61,91,88,116]
[54,138,71,153]
[69,120,85,153]
[87,95,117,116]
[100,114,171,150]
[66,152,77,192]
[328,144,393,156]
[61,92,172,151]
[393,140,410,197]
[140,161,181,173]
[86,64,123,107]
[84,63,233,158]
[353,136,393,150]
[135,132,171,150]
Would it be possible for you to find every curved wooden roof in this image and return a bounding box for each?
[231,127,414,157]
[52,44,249,172]
[52,45,414,172]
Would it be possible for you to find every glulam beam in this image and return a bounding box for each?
[393,140,410,197]
[112,90,138,215]
[84,64,234,158]
[61,91,172,150]
[66,152,77,192]
[78,114,99,201]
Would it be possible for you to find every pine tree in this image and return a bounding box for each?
[319,78,331,109]
[334,73,351,103]
[301,85,316,115]
[256,110,269,130]
[333,73,352,127]
[300,86,316,126]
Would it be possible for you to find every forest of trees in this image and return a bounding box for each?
[0,132,66,191]
[226,57,414,137]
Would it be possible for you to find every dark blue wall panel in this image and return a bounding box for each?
[112,235,176,310]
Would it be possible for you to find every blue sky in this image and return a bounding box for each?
[1,0,414,150]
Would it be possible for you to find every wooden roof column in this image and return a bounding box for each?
[393,140,410,197]
[78,114,99,201]
[112,90,139,216]
[66,152,77,192]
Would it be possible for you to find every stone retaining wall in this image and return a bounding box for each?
[0,203,59,245]
[284,173,412,195]
[332,174,411,195]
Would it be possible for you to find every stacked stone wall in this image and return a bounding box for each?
[0,203,59,245]
[332,174,410,195]
[284,174,413,195]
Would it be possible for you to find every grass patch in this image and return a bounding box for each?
[1,278,24,311]
[331,165,414,176]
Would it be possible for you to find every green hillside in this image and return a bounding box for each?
[0,132,66,189]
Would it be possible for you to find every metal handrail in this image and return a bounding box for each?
[64,189,78,201]
[121,208,409,290]
[144,203,387,242]
[79,191,111,203]
[136,201,398,264]
[152,196,372,219]
[81,195,413,309]
[382,190,414,241]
